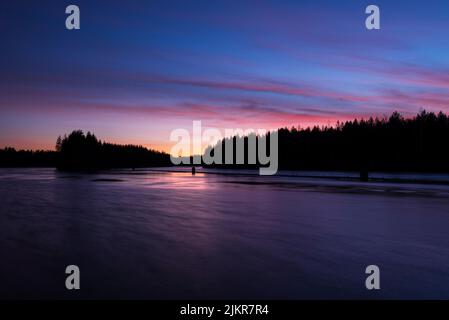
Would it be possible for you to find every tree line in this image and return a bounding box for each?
[0,148,57,167]
[205,110,449,173]
[2,110,449,172]
[55,130,171,170]
[0,130,171,170]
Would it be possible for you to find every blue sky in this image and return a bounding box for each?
[1,0,449,151]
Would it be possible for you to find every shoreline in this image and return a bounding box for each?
[3,166,449,187]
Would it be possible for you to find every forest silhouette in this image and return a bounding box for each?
[0,130,171,170]
[55,130,171,170]
[1,110,449,173]
[0,147,57,167]
[204,110,449,173]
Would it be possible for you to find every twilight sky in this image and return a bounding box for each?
[1,0,449,152]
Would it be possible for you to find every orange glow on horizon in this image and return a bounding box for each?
[0,113,371,154]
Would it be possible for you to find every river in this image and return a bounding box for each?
[1,168,449,299]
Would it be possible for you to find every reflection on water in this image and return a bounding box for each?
[1,168,449,299]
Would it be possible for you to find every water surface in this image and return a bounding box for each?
[1,168,449,299]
